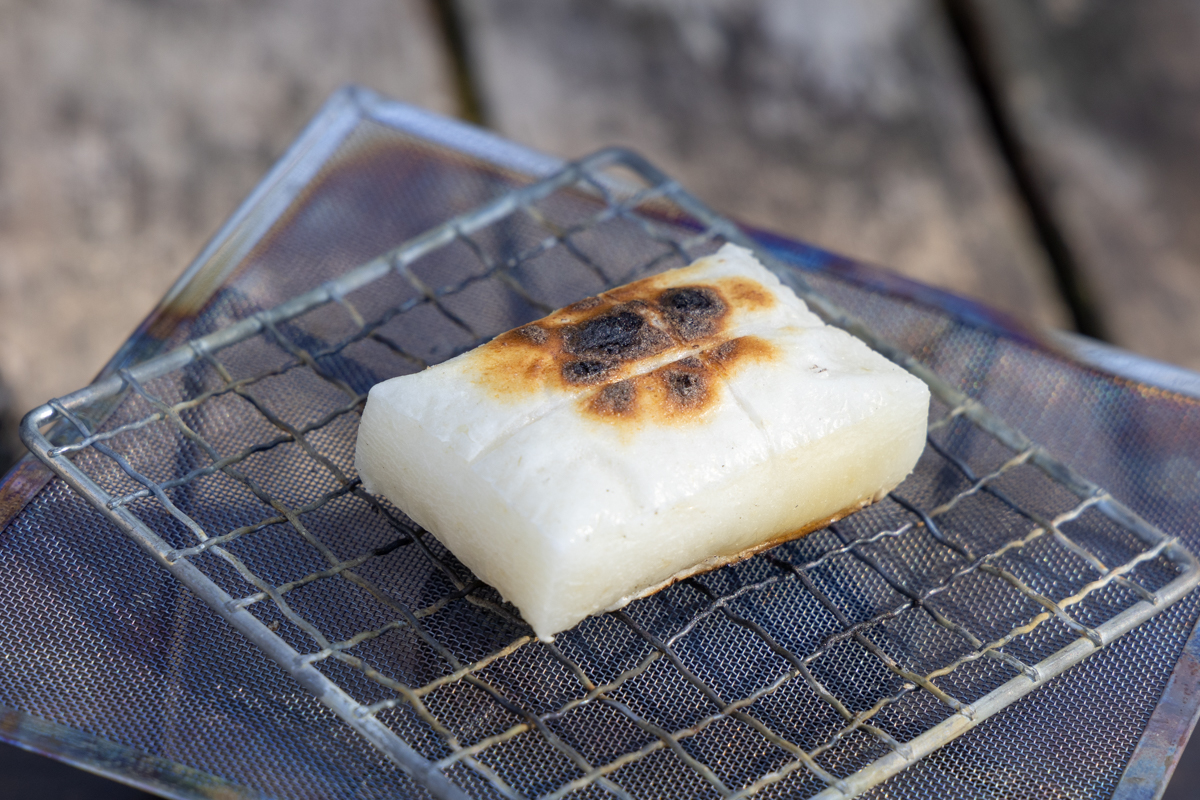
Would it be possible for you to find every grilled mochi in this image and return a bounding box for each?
[356,244,930,639]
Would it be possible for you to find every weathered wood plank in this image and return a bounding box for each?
[964,0,1200,370]
[0,0,458,421]
[456,0,1071,332]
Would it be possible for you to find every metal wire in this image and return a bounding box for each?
[21,148,1200,800]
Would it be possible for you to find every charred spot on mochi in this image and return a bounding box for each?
[566,310,642,355]
[580,354,725,427]
[562,358,616,385]
[562,306,669,360]
[657,286,727,341]
[513,323,549,345]
[589,379,637,416]
[660,365,710,409]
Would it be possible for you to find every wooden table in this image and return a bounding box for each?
[5,0,1200,425]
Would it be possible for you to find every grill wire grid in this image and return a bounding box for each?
[20,148,1200,800]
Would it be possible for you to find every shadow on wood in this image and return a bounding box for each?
[965,0,1200,370]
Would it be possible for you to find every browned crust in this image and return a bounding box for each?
[576,335,779,428]
[468,265,778,403]
[605,495,876,611]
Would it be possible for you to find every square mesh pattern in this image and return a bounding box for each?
[23,149,1199,800]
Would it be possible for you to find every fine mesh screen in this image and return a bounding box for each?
[10,121,1200,800]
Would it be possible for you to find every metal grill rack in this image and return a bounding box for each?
[21,148,1200,800]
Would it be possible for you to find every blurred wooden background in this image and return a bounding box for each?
[5,0,1200,455]
[2,0,1200,795]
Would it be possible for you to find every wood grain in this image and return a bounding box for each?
[0,0,458,419]
[965,0,1200,369]
[456,0,1071,333]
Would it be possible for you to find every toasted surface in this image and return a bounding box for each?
[356,244,930,638]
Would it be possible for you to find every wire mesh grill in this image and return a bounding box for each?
[21,148,1200,800]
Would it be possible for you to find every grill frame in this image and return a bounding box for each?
[19,117,1200,799]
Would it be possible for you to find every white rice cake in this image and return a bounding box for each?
[356,244,929,638]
